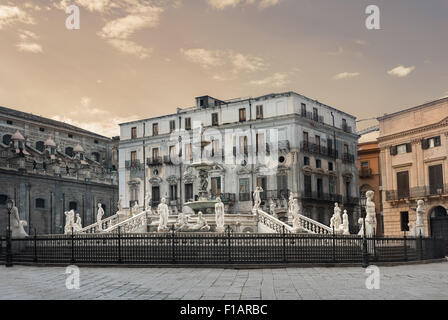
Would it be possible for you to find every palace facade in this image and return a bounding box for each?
[378,97,448,238]
[119,92,360,228]
[0,106,119,235]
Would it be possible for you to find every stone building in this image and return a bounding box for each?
[378,97,448,238]
[0,106,119,235]
[119,92,360,228]
[358,129,383,235]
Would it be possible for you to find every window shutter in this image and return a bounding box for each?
[421,139,428,150]
[434,136,441,147]
[390,146,397,156]
[406,143,412,153]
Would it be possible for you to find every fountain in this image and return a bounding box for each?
[184,123,218,213]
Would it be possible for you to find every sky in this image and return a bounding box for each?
[0,0,447,137]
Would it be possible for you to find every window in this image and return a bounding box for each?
[239,136,248,156]
[94,140,98,144]
[170,185,178,201]
[429,164,443,195]
[199,99,204,107]
[185,184,193,202]
[397,144,407,154]
[327,138,333,155]
[256,105,263,119]
[35,198,45,209]
[169,145,176,160]
[212,113,219,126]
[328,162,333,171]
[397,171,410,199]
[256,133,264,154]
[211,177,221,196]
[153,123,158,136]
[169,120,176,133]
[313,107,318,121]
[69,201,77,211]
[316,159,321,169]
[315,135,321,150]
[342,118,347,131]
[317,178,323,199]
[329,178,336,195]
[152,148,159,161]
[35,141,45,152]
[422,136,441,149]
[400,212,409,232]
[131,127,137,139]
[239,108,246,122]
[304,156,310,166]
[304,175,312,197]
[211,140,219,157]
[39,127,45,132]
[68,134,73,138]
[239,178,250,201]
[185,118,191,130]
[185,143,192,161]
[303,131,309,147]
[301,103,307,117]
[65,147,74,157]
[344,144,349,155]
[6,120,13,125]
[361,161,369,168]
[2,134,12,146]
[391,143,411,155]
[0,195,8,205]
[92,152,100,162]
[345,181,351,199]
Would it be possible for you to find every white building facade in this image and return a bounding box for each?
[119,92,360,227]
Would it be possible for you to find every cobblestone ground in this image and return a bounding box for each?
[0,262,447,300]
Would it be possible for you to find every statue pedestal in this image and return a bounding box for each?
[215,226,225,233]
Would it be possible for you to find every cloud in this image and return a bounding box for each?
[333,72,360,80]
[249,72,290,88]
[16,42,43,53]
[97,5,163,59]
[387,65,415,78]
[0,5,35,29]
[181,48,266,74]
[207,0,280,9]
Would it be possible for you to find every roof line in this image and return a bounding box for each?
[377,97,448,121]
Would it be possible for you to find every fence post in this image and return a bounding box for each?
[403,233,408,262]
[33,228,37,263]
[118,226,122,264]
[227,225,231,263]
[171,224,176,263]
[418,232,423,261]
[332,226,336,263]
[6,211,13,267]
[361,217,369,268]
[71,227,75,264]
[282,225,286,263]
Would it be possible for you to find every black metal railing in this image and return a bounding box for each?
[125,160,142,170]
[342,153,355,163]
[146,157,162,166]
[1,232,445,266]
[359,167,373,178]
[265,189,290,200]
[239,193,251,201]
[301,192,343,203]
[301,142,338,158]
[386,184,448,201]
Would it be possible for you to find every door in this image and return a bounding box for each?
[429,165,443,195]
[211,177,221,197]
[185,184,193,202]
[152,186,160,206]
[430,206,448,241]
[397,171,410,199]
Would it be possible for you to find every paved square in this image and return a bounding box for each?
[0,262,447,300]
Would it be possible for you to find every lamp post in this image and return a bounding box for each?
[6,198,14,267]
[360,195,368,268]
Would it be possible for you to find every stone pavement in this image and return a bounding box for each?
[0,262,447,300]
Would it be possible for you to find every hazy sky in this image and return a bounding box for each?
[1,0,447,137]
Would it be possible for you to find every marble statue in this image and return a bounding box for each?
[132,202,140,216]
[157,197,169,232]
[365,191,377,237]
[291,198,302,233]
[357,217,364,236]
[330,202,343,234]
[145,192,151,211]
[10,200,28,238]
[215,197,225,233]
[117,195,123,212]
[415,200,425,237]
[252,186,263,213]
[342,210,350,235]
[178,212,211,232]
[97,203,104,232]
[74,213,82,232]
[64,210,75,234]
[269,199,277,218]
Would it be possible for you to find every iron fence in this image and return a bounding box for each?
[0,231,445,266]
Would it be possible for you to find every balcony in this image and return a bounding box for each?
[386,184,448,201]
[265,189,290,200]
[342,124,353,133]
[342,153,354,163]
[359,167,373,178]
[146,157,162,166]
[163,155,173,165]
[239,193,251,201]
[301,191,342,203]
[211,193,236,204]
[301,142,338,158]
[125,160,142,170]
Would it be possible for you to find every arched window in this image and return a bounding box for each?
[92,152,100,162]
[65,147,74,157]
[0,194,8,205]
[2,134,12,146]
[69,201,77,211]
[35,141,45,152]
[35,198,45,209]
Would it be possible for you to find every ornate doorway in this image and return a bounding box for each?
[430,206,448,241]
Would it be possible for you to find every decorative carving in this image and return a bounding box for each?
[215,197,225,233]
[167,175,179,185]
[97,203,104,231]
[157,197,169,232]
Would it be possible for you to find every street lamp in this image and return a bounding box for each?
[359,195,368,268]
[6,198,14,267]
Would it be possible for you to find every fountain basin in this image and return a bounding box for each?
[184,199,217,214]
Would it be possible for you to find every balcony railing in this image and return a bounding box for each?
[265,189,290,200]
[301,191,342,203]
[342,124,353,133]
[342,153,355,163]
[301,142,338,158]
[146,157,162,166]
[359,167,373,178]
[344,196,359,205]
[211,193,236,203]
[239,193,251,201]
[125,160,142,170]
[386,184,448,201]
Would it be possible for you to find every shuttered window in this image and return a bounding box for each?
[397,171,410,199]
[429,164,443,195]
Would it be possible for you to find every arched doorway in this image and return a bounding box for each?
[430,206,448,240]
